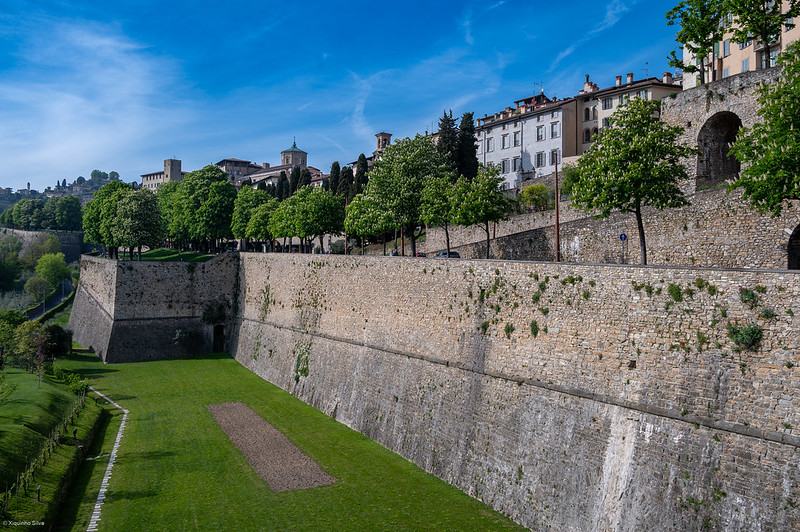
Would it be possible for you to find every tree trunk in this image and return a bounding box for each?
[484,222,491,259]
[635,206,647,265]
[137,246,142,261]
[444,222,451,255]
[408,225,417,257]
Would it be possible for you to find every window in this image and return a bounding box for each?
[513,131,521,146]
[550,122,560,138]
[549,149,559,166]
[592,106,598,120]
[502,134,510,149]
[584,129,592,143]
[602,97,613,110]
[513,121,519,128]
[512,157,521,172]
[637,89,648,99]
[742,58,749,73]
[770,48,779,67]
[535,152,545,167]
[722,39,730,57]
[536,126,545,141]
[584,108,591,121]
[618,94,629,105]
[787,17,794,31]
[486,138,494,152]
[722,67,730,78]
[739,39,752,50]
[537,114,544,122]
[551,110,559,118]
[501,160,510,173]
[602,118,611,128]
[502,123,507,130]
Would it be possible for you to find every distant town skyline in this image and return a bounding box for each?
[0,0,679,192]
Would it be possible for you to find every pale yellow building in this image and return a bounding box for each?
[683,6,799,88]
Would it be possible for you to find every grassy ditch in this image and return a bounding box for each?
[53,349,522,531]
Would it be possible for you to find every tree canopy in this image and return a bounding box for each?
[35,252,70,290]
[666,0,725,85]
[729,40,800,215]
[436,110,459,171]
[115,189,163,259]
[726,0,799,69]
[456,112,479,180]
[571,98,695,265]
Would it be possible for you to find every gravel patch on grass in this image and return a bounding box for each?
[207,402,336,492]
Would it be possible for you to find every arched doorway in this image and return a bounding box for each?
[789,224,800,270]
[696,112,742,188]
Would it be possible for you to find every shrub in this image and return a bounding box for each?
[667,284,683,302]
[727,322,762,352]
[520,184,553,211]
[739,287,759,308]
[504,323,515,339]
[530,320,539,338]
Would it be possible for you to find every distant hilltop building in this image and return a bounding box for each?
[475,72,681,189]
[141,159,186,190]
[243,140,323,188]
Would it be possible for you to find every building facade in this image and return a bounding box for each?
[141,159,185,190]
[682,7,799,88]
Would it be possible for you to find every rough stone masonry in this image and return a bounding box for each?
[71,252,800,530]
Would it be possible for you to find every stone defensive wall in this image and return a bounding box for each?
[69,254,238,362]
[229,253,799,530]
[3,228,84,263]
[425,188,800,268]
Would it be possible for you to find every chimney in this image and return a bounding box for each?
[263,163,270,168]
[663,72,673,84]
[583,74,594,93]
[626,72,634,84]
[616,75,622,86]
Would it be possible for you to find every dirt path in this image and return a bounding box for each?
[206,402,336,492]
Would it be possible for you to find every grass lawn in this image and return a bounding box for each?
[138,249,215,262]
[0,369,77,487]
[54,350,522,531]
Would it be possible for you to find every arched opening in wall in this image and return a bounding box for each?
[213,324,225,352]
[696,111,742,189]
[789,224,800,270]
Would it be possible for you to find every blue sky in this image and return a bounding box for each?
[0,0,680,192]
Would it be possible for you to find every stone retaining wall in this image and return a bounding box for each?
[230,253,800,530]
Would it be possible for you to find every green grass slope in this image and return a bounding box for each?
[55,351,522,531]
[0,369,77,487]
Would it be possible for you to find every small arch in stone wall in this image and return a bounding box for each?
[789,223,800,270]
[696,111,742,188]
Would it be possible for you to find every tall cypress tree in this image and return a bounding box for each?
[354,153,369,196]
[337,166,354,201]
[436,110,458,171]
[329,161,341,195]
[289,166,301,195]
[457,111,479,180]
[277,171,289,200]
[299,168,312,189]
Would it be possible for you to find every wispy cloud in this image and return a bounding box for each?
[548,0,640,71]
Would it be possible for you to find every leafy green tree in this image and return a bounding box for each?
[354,154,369,196]
[364,135,450,257]
[452,166,516,259]
[329,162,341,196]
[231,186,271,239]
[294,187,345,253]
[76,176,86,185]
[571,98,695,265]
[344,193,393,252]
[245,198,280,248]
[13,320,41,371]
[521,184,553,211]
[726,0,799,70]
[172,165,236,252]
[55,195,82,230]
[0,234,22,263]
[90,169,109,183]
[157,180,181,247]
[420,175,457,255]
[41,198,59,229]
[24,276,50,303]
[109,171,120,181]
[298,168,312,189]
[0,321,16,369]
[12,198,45,229]
[115,189,163,259]
[99,185,133,259]
[456,112,479,180]
[666,0,725,85]
[729,41,800,215]
[35,252,70,290]
[559,163,580,196]
[337,166,354,201]
[0,261,19,291]
[436,110,459,170]
[83,180,132,257]
[267,195,299,251]
[0,209,12,227]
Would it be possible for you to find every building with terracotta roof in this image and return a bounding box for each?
[141,159,186,190]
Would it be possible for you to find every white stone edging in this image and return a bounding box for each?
[86,386,129,532]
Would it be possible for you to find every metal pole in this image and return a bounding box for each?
[554,152,561,262]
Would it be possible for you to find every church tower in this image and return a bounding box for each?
[281,138,307,167]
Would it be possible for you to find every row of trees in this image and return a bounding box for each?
[0,310,72,387]
[0,196,82,232]
[668,0,799,84]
